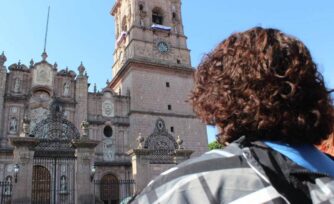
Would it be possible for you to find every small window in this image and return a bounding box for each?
[172,12,177,20]
[166,82,170,87]
[168,104,172,110]
[139,4,144,11]
[152,8,163,25]
[170,126,174,132]
[177,59,181,64]
[104,126,113,137]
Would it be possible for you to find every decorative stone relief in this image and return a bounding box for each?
[13,78,21,93]
[10,107,18,114]
[102,139,115,161]
[30,107,49,134]
[33,63,53,86]
[6,164,13,173]
[102,100,114,117]
[144,118,178,151]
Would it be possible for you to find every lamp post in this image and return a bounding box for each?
[14,164,19,183]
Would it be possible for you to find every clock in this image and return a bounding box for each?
[157,41,169,53]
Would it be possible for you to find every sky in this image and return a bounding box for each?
[1,0,334,143]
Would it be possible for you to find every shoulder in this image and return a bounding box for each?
[131,147,268,204]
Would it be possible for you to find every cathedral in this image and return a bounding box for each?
[0,0,207,203]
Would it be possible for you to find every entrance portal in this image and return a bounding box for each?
[32,165,51,204]
[100,174,119,204]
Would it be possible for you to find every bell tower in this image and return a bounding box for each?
[109,0,207,157]
[111,0,191,77]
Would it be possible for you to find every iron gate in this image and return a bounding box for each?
[30,100,79,204]
[32,156,76,204]
[94,177,135,204]
[0,181,12,204]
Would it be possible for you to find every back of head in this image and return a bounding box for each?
[190,27,334,145]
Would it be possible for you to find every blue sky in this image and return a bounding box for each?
[1,0,334,143]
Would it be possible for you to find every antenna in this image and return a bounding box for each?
[43,6,51,53]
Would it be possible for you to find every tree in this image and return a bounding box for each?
[208,141,224,150]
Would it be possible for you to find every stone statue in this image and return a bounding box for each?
[20,115,31,137]
[60,176,67,193]
[136,133,144,149]
[9,117,18,133]
[13,78,20,93]
[80,120,89,139]
[177,135,184,149]
[63,81,70,96]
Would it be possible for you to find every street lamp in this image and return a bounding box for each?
[14,164,19,183]
[90,165,96,182]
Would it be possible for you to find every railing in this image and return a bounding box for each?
[0,181,12,204]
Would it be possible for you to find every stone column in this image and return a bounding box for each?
[127,149,151,192]
[72,139,98,204]
[10,137,38,204]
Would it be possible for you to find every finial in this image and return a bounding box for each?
[78,61,85,76]
[30,59,34,68]
[53,62,58,69]
[17,60,21,66]
[65,66,69,72]
[84,71,88,78]
[0,52,7,67]
[41,51,48,61]
[106,79,110,85]
[94,83,97,93]
[177,135,184,149]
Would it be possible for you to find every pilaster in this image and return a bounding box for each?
[72,139,99,204]
[9,137,38,204]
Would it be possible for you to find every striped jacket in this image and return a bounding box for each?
[130,138,334,204]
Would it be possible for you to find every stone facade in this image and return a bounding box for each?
[0,0,208,202]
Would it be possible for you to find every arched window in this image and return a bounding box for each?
[152,8,163,25]
[122,16,127,31]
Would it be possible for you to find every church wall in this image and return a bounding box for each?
[127,67,194,115]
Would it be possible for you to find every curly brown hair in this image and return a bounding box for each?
[190,27,334,145]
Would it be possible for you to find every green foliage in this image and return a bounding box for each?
[208,141,224,150]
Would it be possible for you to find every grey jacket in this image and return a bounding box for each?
[130,139,334,204]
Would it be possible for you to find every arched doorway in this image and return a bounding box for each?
[32,165,51,204]
[100,174,119,204]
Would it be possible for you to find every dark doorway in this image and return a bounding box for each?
[100,174,119,204]
[32,165,51,204]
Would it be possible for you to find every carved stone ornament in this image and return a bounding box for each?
[102,100,114,117]
[102,139,115,161]
[136,133,144,149]
[80,120,90,138]
[33,63,53,86]
[31,100,80,152]
[144,118,177,151]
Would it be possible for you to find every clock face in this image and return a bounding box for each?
[157,41,169,53]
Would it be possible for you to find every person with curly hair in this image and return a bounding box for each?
[130,27,334,204]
